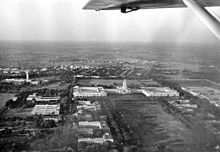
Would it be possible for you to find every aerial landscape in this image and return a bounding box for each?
[0,41,220,152]
[1,0,220,152]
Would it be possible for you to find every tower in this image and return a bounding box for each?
[122,79,128,91]
[25,70,29,80]
[116,79,131,94]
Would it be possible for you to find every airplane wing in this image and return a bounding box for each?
[83,0,220,11]
[83,0,220,40]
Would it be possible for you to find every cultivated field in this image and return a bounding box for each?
[102,94,220,152]
[170,79,220,90]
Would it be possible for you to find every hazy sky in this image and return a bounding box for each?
[0,0,220,44]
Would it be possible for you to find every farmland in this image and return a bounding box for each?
[168,79,220,90]
[101,94,220,152]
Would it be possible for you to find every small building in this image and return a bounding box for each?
[78,132,114,144]
[180,103,197,109]
[215,103,220,107]
[78,113,94,121]
[78,101,93,105]
[30,81,40,85]
[79,121,102,129]
[73,86,107,97]
[181,87,199,96]
[43,117,60,122]
[77,105,97,111]
[77,101,101,107]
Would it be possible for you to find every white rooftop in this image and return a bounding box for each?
[31,104,60,115]
[79,121,102,129]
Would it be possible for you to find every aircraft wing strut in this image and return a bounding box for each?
[183,0,220,39]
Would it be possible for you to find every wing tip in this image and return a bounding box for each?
[82,0,94,10]
[82,0,120,10]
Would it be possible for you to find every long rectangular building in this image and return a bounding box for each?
[142,87,179,97]
[31,104,60,116]
[27,93,61,102]
[73,86,107,97]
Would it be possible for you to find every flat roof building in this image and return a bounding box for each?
[78,101,93,105]
[78,121,109,129]
[77,101,101,111]
[31,104,60,116]
[78,132,114,144]
[73,86,107,97]
[79,121,102,129]
[77,105,98,111]
[27,93,60,102]
[142,87,179,97]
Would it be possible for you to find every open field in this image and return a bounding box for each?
[169,79,220,90]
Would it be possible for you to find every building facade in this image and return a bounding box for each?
[142,87,179,97]
[73,86,107,97]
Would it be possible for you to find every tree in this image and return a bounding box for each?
[40,120,57,128]
[35,114,44,127]
[5,99,13,107]
[2,128,12,135]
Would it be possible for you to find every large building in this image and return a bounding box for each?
[27,93,61,102]
[31,104,60,116]
[79,121,103,129]
[73,86,107,97]
[142,87,179,97]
